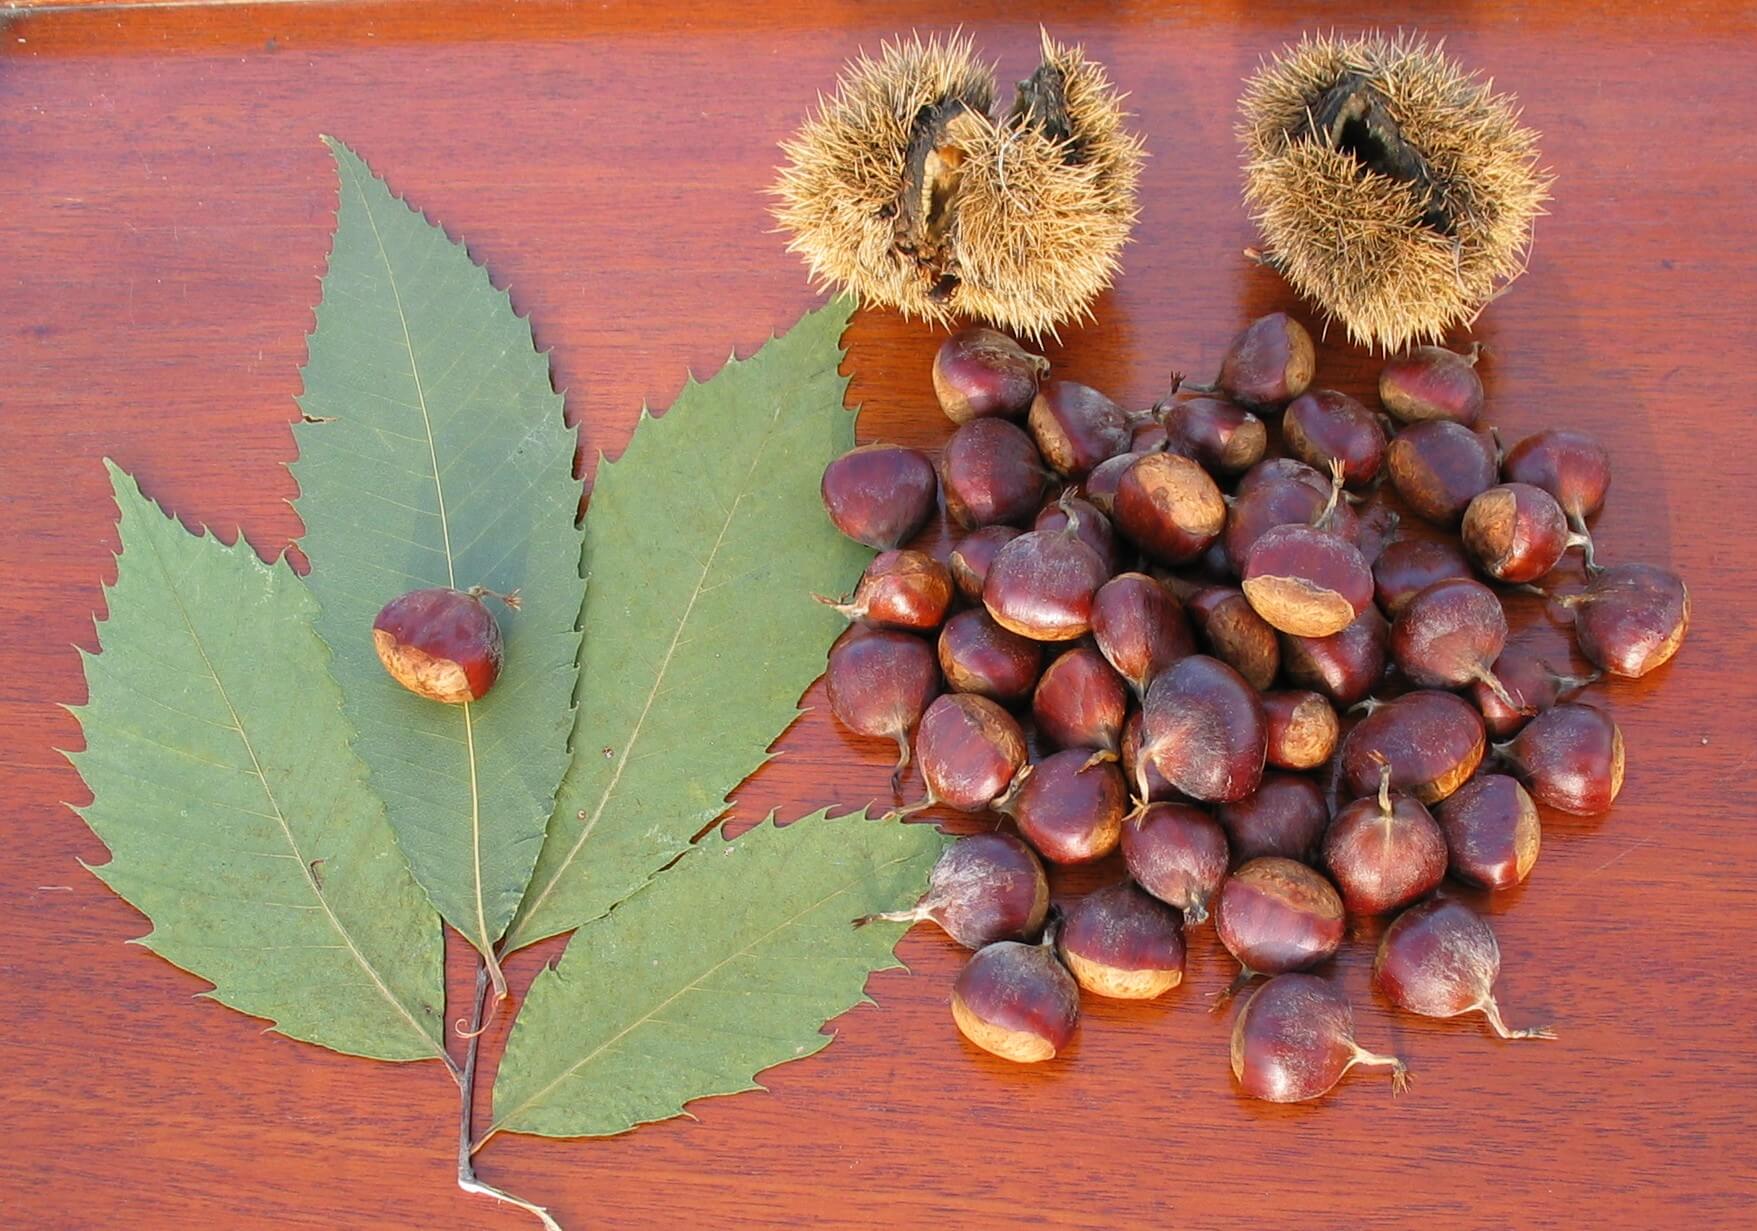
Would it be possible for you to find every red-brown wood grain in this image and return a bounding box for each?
[3,2,1755,1227]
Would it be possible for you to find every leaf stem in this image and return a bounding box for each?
[456,959,561,1230]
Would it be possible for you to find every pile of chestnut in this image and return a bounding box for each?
[819,315,1689,1102]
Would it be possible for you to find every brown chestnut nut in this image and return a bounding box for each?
[1470,643,1597,738]
[860,831,1048,948]
[948,526,1022,602]
[1496,703,1624,816]
[1322,761,1448,916]
[820,443,938,549]
[1034,496,1121,576]
[1387,421,1499,526]
[1341,690,1485,804]
[938,609,1044,703]
[1214,857,1345,987]
[1352,500,1402,568]
[1232,973,1408,1102]
[1217,772,1330,866]
[1130,419,1171,453]
[1091,572,1195,696]
[1461,482,1585,583]
[1139,655,1267,803]
[1236,456,1329,500]
[933,327,1049,423]
[1555,562,1690,678]
[1261,690,1340,771]
[1280,606,1389,708]
[1029,381,1133,478]
[818,549,953,631]
[1113,452,1227,565]
[951,929,1079,1063]
[1242,523,1375,638]
[1121,710,1180,804]
[1122,802,1230,925]
[1223,468,1342,568]
[1390,577,1520,709]
[825,625,940,789]
[940,419,1049,529]
[1057,882,1186,999]
[1184,585,1280,692]
[373,585,509,704]
[1436,774,1541,890]
[1282,390,1387,489]
[1158,396,1268,474]
[910,694,1028,813]
[1191,312,1316,410]
[1080,450,1148,517]
[1032,647,1128,754]
[982,509,1110,642]
[1375,897,1554,1040]
[998,749,1129,865]
[1372,537,1475,618]
[1502,427,1611,529]
[1379,343,1484,426]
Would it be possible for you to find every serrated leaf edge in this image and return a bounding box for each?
[291,136,585,980]
[482,809,938,1143]
[77,460,452,1067]
[499,296,857,954]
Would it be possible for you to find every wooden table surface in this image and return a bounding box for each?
[4,2,1755,1227]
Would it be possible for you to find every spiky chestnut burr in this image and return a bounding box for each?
[773,32,1143,337]
[1239,32,1551,352]
[373,585,515,704]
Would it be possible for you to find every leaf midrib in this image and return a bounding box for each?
[133,524,449,1070]
[481,843,918,1144]
[502,395,786,952]
[335,148,491,959]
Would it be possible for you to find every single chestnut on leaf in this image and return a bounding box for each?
[373,585,516,704]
